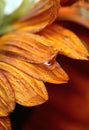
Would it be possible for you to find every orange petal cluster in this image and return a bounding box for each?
[0,0,89,130]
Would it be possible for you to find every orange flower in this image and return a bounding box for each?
[0,0,89,130]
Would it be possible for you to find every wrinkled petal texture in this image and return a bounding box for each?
[0,32,57,63]
[0,71,15,116]
[0,117,11,130]
[39,23,89,60]
[0,0,89,121]
[12,0,60,33]
[0,30,68,107]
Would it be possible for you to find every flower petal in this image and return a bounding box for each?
[0,117,11,130]
[6,72,48,106]
[39,23,89,60]
[0,32,57,63]
[0,98,9,116]
[0,55,68,84]
[0,71,15,116]
[0,62,48,106]
[12,0,60,32]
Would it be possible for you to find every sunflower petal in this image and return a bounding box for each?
[0,71,15,116]
[0,62,48,106]
[12,0,60,33]
[0,70,15,113]
[5,72,48,106]
[0,32,57,63]
[0,117,11,130]
[0,55,68,84]
[0,98,9,116]
[39,23,89,60]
